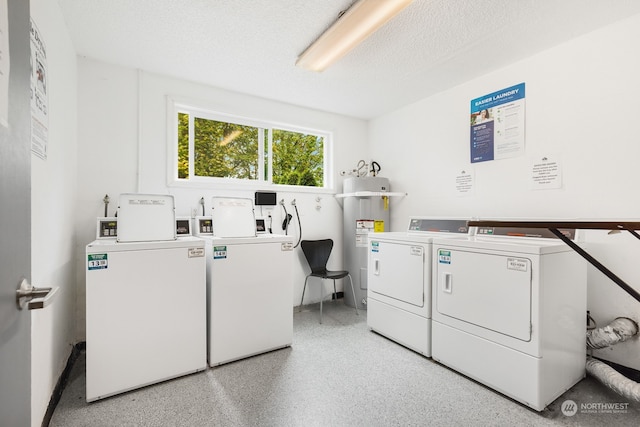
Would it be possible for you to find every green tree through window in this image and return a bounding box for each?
[177,113,189,179]
[176,108,326,187]
[272,129,323,187]
[193,118,259,179]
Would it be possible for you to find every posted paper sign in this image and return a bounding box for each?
[455,169,475,196]
[30,18,48,159]
[355,219,374,248]
[0,0,9,128]
[530,156,562,190]
[470,83,525,163]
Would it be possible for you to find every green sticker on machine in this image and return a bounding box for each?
[88,253,108,270]
[213,246,227,259]
[438,250,451,264]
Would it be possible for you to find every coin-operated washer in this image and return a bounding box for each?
[85,194,206,402]
[195,197,295,366]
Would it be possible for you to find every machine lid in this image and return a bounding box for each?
[211,197,256,238]
[116,193,176,242]
[433,235,573,254]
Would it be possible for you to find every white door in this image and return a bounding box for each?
[369,241,425,307]
[435,248,532,341]
[0,1,32,425]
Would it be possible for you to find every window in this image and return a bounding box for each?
[173,102,328,188]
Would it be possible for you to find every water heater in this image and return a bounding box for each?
[342,176,391,309]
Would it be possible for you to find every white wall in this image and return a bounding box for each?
[369,14,640,370]
[74,59,139,340]
[74,62,368,340]
[30,1,78,425]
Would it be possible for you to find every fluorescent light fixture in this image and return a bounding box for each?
[296,0,413,72]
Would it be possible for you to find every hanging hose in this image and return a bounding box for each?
[585,316,640,402]
[103,194,110,217]
[280,200,290,235]
[293,203,302,248]
[356,159,368,177]
[370,161,380,177]
[587,317,638,349]
[586,359,640,402]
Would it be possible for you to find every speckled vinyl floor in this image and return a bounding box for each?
[50,301,640,427]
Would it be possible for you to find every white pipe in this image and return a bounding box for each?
[586,317,638,349]
[586,358,640,402]
[584,316,640,402]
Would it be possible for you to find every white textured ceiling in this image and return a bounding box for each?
[57,0,640,119]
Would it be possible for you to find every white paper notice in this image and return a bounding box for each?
[0,0,9,128]
[455,169,475,196]
[530,156,562,190]
[355,219,374,247]
[30,18,48,159]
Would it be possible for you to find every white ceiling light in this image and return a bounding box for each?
[296,0,414,72]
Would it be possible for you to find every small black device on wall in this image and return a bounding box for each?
[255,191,277,206]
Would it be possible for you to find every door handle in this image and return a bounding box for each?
[442,273,453,294]
[373,259,380,275]
[16,278,59,310]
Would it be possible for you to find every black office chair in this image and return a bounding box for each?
[300,239,359,323]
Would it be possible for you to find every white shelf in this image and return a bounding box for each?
[335,191,407,198]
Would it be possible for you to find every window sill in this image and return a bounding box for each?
[168,178,337,195]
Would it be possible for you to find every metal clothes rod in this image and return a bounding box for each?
[467,220,640,304]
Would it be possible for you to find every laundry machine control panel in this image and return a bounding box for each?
[193,216,214,236]
[97,217,118,239]
[476,226,576,239]
[407,218,469,234]
[176,217,192,236]
[97,217,195,239]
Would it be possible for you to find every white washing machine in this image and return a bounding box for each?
[196,197,295,367]
[85,194,207,402]
[431,227,587,411]
[367,218,470,357]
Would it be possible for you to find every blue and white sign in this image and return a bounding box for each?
[470,83,526,163]
[87,254,108,270]
[213,246,227,259]
[438,250,451,264]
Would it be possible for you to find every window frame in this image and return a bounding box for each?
[167,97,334,193]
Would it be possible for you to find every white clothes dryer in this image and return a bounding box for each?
[431,228,587,411]
[367,218,470,356]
